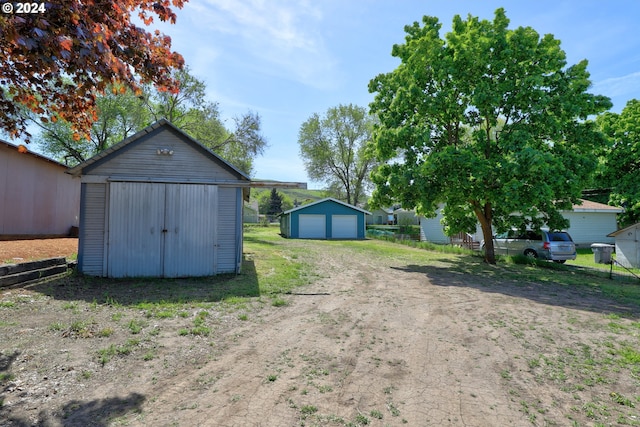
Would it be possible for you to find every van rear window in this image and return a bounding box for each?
[548,232,572,242]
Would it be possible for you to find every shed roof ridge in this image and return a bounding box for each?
[282,197,372,215]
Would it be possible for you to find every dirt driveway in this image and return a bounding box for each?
[1,235,639,426]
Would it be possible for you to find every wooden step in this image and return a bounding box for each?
[0,257,69,288]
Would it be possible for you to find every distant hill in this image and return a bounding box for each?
[250,187,327,204]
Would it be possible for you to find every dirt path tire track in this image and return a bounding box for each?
[136,243,536,426]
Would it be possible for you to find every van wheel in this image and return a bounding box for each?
[524,249,538,259]
[553,260,566,264]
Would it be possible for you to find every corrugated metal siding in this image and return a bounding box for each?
[87,129,239,182]
[0,144,80,236]
[106,182,224,277]
[217,187,238,273]
[107,182,165,277]
[79,183,106,275]
[164,184,218,277]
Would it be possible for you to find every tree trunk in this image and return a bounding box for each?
[473,201,496,264]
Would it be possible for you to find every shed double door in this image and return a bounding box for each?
[107,182,218,278]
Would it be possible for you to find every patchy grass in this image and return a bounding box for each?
[369,231,640,308]
[1,225,639,426]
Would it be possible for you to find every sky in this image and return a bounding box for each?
[38,1,640,188]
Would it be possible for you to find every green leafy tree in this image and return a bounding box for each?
[34,67,267,175]
[148,67,268,175]
[298,104,377,206]
[35,83,150,163]
[596,99,640,226]
[368,8,611,264]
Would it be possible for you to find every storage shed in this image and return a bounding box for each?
[280,198,370,239]
[1,139,80,238]
[607,222,640,269]
[67,120,251,278]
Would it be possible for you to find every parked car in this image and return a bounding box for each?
[482,229,577,263]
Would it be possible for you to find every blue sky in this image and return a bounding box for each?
[41,2,640,187]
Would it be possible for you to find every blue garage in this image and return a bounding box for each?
[280,198,371,239]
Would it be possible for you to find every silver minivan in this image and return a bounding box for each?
[486,229,577,263]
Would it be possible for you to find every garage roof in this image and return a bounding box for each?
[283,197,371,215]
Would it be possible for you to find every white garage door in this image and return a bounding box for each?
[332,215,358,239]
[299,214,326,239]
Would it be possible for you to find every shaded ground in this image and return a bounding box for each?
[1,236,639,426]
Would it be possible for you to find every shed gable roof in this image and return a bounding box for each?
[67,119,250,181]
[283,198,371,215]
[607,222,640,237]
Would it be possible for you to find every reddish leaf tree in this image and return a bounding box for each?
[0,0,186,141]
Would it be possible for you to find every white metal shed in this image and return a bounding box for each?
[607,222,640,269]
[67,120,251,278]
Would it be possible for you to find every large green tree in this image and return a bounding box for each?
[298,104,376,206]
[35,83,150,163]
[596,99,640,226]
[368,8,611,264]
[146,67,267,175]
[35,68,267,175]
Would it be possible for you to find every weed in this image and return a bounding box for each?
[387,401,401,417]
[99,327,114,337]
[370,409,383,419]
[155,310,176,319]
[0,372,15,383]
[62,302,79,313]
[48,322,64,332]
[354,413,369,425]
[190,326,210,336]
[271,297,288,307]
[68,319,95,338]
[267,374,277,382]
[238,313,249,321]
[128,319,145,334]
[97,340,140,365]
[300,405,317,415]
[610,392,635,408]
[0,301,16,308]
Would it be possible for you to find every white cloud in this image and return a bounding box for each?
[184,0,338,89]
[593,72,640,99]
